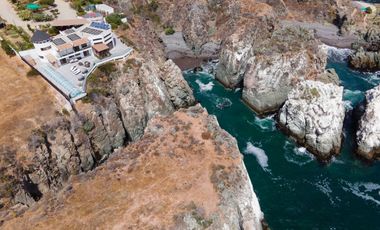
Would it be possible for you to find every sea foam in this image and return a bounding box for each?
[244,142,269,171]
[196,80,214,92]
[342,181,380,206]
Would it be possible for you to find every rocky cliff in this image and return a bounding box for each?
[278,80,345,160]
[240,26,328,114]
[1,105,264,230]
[357,85,380,160]
[0,56,195,218]
[349,28,380,71]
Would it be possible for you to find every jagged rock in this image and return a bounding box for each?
[215,5,277,88]
[1,105,264,229]
[348,48,380,71]
[357,85,380,160]
[278,80,345,160]
[160,60,196,108]
[242,47,327,114]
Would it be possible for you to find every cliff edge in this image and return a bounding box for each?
[1,105,264,230]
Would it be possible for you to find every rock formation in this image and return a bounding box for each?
[241,27,328,114]
[1,105,265,230]
[0,56,196,215]
[349,28,380,71]
[278,80,345,160]
[356,85,380,160]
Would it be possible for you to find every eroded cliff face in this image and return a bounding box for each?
[2,105,264,230]
[278,80,345,160]
[241,29,328,114]
[0,56,195,219]
[357,85,380,160]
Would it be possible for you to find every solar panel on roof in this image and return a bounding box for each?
[64,29,75,34]
[90,22,110,30]
[67,33,81,41]
[52,38,66,46]
[81,27,102,35]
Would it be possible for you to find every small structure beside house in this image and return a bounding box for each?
[81,12,104,22]
[51,19,89,30]
[31,30,52,57]
[95,4,115,15]
[352,1,377,15]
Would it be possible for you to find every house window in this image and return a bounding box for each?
[41,46,51,51]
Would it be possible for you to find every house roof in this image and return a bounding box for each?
[51,19,89,27]
[93,43,109,52]
[73,38,88,47]
[31,30,50,43]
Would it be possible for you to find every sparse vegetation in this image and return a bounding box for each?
[1,40,15,56]
[164,26,175,35]
[83,120,95,134]
[132,0,161,25]
[106,13,123,29]
[27,68,39,77]
[0,25,33,51]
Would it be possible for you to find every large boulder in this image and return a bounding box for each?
[242,27,328,114]
[160,60,196,109]
[278,80,345,160]
[356,85,380,160]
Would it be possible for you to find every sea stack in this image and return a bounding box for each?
[242,27,328,114]
[356,85,380,160]
[278,80,345,160]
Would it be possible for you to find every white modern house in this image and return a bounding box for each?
[32,21,116,66]
[95,4,115,15]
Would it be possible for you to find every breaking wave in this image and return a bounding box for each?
[215,97,232,109]
[324,44,353,63]
[252,116,276,131]
[244,142,269,171]
[284,141,314,166]
[341,181,380,206]
[196,80,214,92]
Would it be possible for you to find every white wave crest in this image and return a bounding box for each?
[244,142,269,171]
[322,44,353,63]
[196,80,214,92]
[284,141,314,166]
[253,116,275,131]
[342,181,380,206]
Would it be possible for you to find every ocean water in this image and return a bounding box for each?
[183,51,380,229]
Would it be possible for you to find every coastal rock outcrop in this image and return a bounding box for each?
[2,105,265,229]
[242,27,328,114]
[356,85,380,160]
[278,80,345,160]
[2,57,196,212]
[160,59,196,108]
[349,29,380,71]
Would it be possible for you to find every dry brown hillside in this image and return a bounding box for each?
[0,49,60,155]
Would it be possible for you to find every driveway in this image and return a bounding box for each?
[0,0,77,35]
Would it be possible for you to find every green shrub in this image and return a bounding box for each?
[164,27,175,35]
[32,13,53,22]
[26,68,39,77]
[39,0,55,6]
[18,10,32,21]
[82,120,95,134]
[1,40,15,56]
[98,62,116,75]
[106,13,123,28]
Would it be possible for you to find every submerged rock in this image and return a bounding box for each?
[357,85,380,160]
[278,80,345,160]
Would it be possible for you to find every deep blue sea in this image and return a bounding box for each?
[183,49,380,229]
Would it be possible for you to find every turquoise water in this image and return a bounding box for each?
[184,57,380,229]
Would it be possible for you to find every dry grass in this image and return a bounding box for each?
[0,49,59,155]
